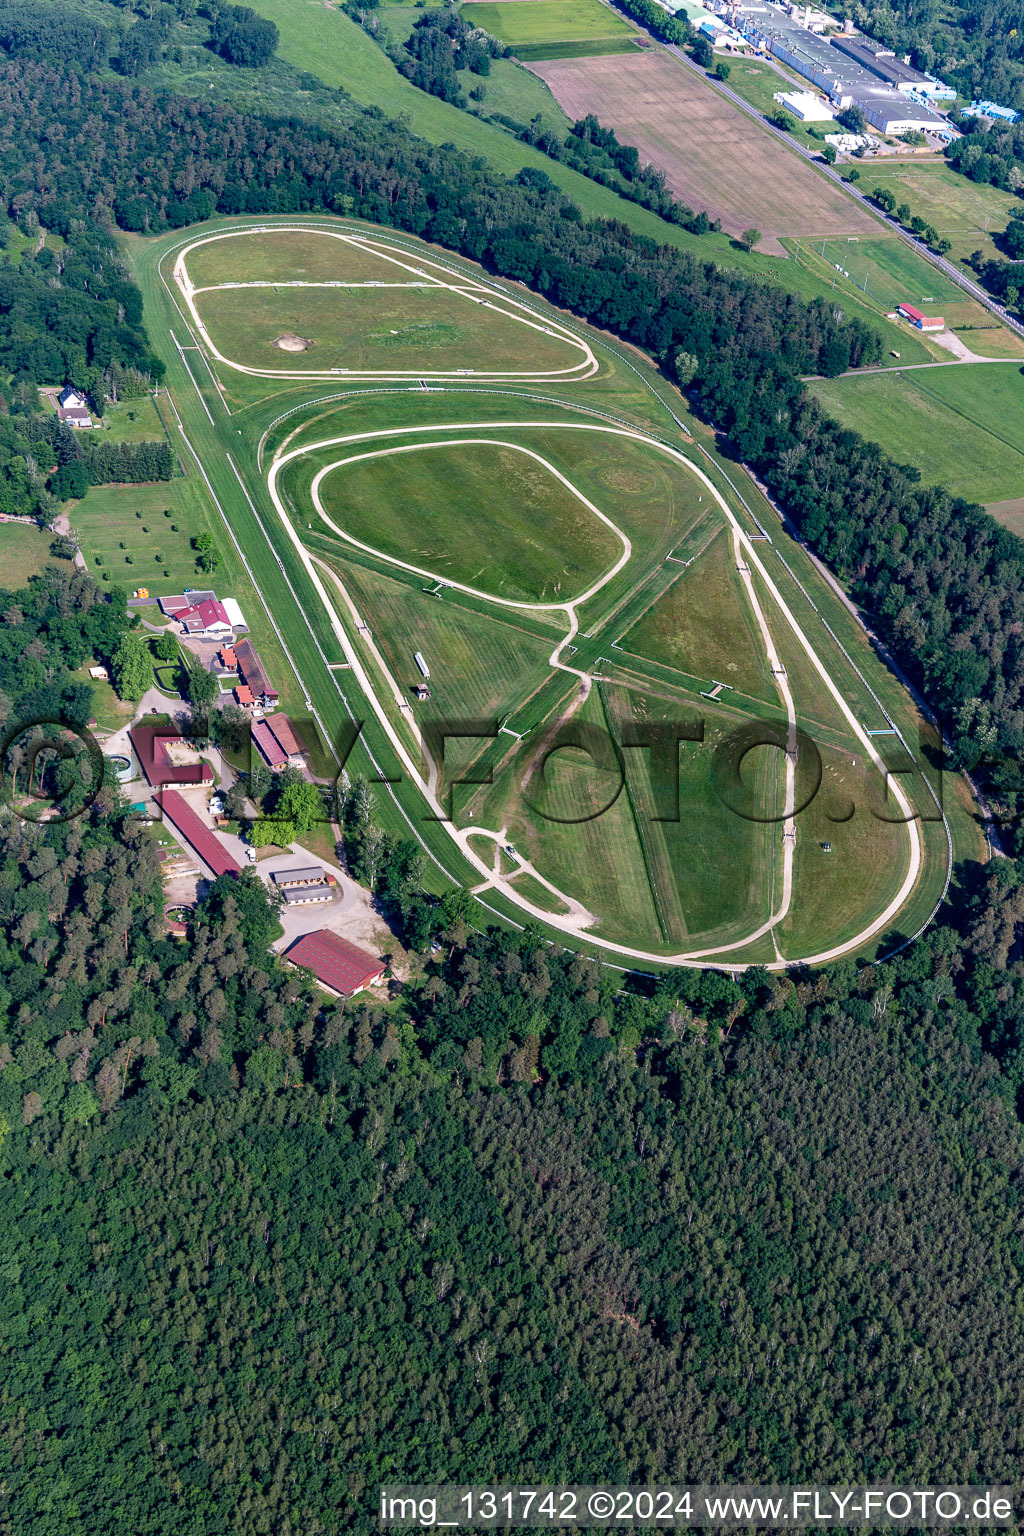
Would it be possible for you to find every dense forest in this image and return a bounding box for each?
[0,211,167,523]
[3,568,1024,1531]
[5,16,1024,1527]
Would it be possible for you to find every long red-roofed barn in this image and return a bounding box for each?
[235,639,278,705]
[284,930,385,998]
[158,790,241,879]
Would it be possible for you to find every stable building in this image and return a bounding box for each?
[235,639,278,706]
[271,867,336,905]
[285,929,385,998]
[265,713,305,761]
[897,302,944,331]
[175,598,233,637]
[251,718,288,771]
[159,591,217,617]
[158,789,241,879]
[130,726,213,788]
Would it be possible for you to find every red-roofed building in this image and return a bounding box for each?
[897,302,945,331]
[158,790,241,879]
[176,598,233,635]
[251,719,288,770]
[267,713,305,759]
[234,685,255,709]
[235,639,278,704]
[131,727,213,788]
[285,930,385,997]
[219,647,238,670]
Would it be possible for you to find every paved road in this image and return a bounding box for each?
[664,45,1024,342]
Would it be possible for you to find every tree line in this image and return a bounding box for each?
[7,59,1024,788]
[50,440,175,501]
[513,112,717,231]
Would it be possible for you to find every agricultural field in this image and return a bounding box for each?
[809,363,1024,506]
[233,0,1024,369]
[529,50,881,251]
[131,214,966,966]
[463,0,637,58]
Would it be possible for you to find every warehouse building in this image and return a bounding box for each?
[727,3,949,134]
[773,89,834,120]
[829,34,934,94]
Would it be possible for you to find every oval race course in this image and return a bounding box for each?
[174,228,598,382]
[156,217,939,969]
[268,417,921,969]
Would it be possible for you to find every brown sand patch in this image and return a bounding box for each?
[274,332,314,353]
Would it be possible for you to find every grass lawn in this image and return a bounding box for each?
[466,0,635,46]
[864,161,1019,268]
[469,55,570,130]
[193,281,584,374]
[310,438,623,602]
[619,531,777,703]
[809,363,1024,506]
[72,479,212,596]
[786,234,1024,356]
[0,524,68,588]
[781,739,914,957]
[601,683,779,948]
[338,560,556,722]
[790,233,969,313]
[72,666,137,733]
[182,227,418,287]
[98,395,171,445]
[513,36,639,58]
[476,685,667,945]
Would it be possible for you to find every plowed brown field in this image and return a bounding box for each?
[530,50,880,252]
